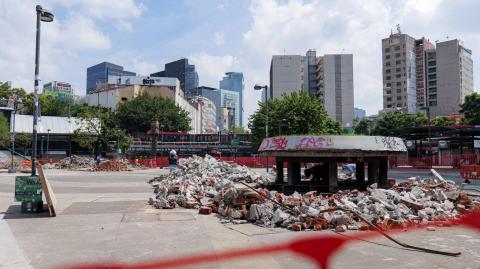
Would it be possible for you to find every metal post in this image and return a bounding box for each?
[426,107,432,168]
[31,7,41,176]
[9,104,17,173]
[46,129,50,161]
[265,87,269,172]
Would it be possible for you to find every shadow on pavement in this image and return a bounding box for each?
[1,204,52,219]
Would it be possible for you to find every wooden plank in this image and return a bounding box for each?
[37,163,57,217]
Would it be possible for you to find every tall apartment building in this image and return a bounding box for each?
[86,62,136,94]
[317,54,354,127]
[415,38,435,108]
[427,39,474,116]
[151,58,199,95]
[381,33,417,113]
[269,55,305,99]
[219,72,244,127]
[269,50,354,127]
[382,30,474,116]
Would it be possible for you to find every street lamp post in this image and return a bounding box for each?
[254,84,269,172]
[31,5,54,176]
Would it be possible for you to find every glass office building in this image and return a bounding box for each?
[219,72,244,126]
[151,58,199,95]
[86,62,135,94]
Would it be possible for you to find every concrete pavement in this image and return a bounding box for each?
[0,168,479,269]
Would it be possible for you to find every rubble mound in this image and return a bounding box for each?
[54,155,95,170]
[94,160,129,172]
[148,158,480,231]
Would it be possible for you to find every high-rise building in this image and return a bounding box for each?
[317,54,354,128]
[186,86,240,130]
[269,50,354,127]
[43,81,74,99]
[151,58,199,95]
[354,107,366,120]
[415,38,435,109]
[382,32,417,113]
[188,96,217,133]
[269,55,304,99]
[219,72,244,127]
[428,39,474,116]
[86,62,135,94]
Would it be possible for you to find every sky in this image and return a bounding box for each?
[0,0,478,126]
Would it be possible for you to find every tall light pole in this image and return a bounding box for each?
[32,5,54,176]
[254,84,269,171]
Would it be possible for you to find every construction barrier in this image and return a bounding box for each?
[460,165,480,180]
[132,156,277,169]
[390,154,478,169]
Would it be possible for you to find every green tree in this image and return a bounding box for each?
[354,118,371,135]
[372,111,428,136]
[431,116,455,126]
[248,91,343,147]
[23,93,74,117]
[0,113,10,148]
[460,92,480,125]
[73,107,132,155]
[115,93,190,134]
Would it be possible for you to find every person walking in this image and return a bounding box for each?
[168,149,178,172]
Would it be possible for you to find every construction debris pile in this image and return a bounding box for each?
[52,155,95,170]
[94,160,130,172]
[149,155,479,232]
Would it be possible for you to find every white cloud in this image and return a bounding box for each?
[239,0,479,120]
[213,32,225,46]
[0,0,143,93]
[46,0,145,20]
[189,53,237,87]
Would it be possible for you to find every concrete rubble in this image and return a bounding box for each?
[148,156,480,232]
[51,155,95,170]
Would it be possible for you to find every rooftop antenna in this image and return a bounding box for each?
[396,24,401,34]
[282,49,286,55]
[446,35,449,40]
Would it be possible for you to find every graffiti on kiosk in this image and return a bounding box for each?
[295,136,332,149]
[259,136,289,151]
[375,136,403,150]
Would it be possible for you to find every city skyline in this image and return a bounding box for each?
[0,0,478,120]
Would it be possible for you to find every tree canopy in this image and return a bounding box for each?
[73,106,132,155]
[248,91,343,147]
[460,92,480,125]
[372,112,427,136]
[431,116,455,126]
[115,93,191,134]
[0,113,10,148]
[354,118,371,135]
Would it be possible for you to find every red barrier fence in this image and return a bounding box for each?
[460,165,480,180]
[389,154,478,169]
[133,156,277,168]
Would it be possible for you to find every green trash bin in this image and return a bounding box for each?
[15,176,43,213]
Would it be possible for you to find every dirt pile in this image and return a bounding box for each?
[94,160,129,171]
